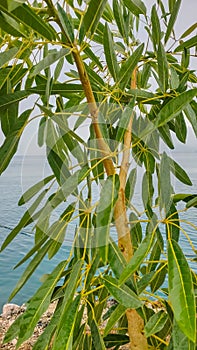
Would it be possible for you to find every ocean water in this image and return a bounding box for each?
[0,153,196,311]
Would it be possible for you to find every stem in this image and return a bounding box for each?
[72,50,115,176]
[114,68,148,350]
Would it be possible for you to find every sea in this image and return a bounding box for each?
[0,152,197,311]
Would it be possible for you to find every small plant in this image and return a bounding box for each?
[0,0,197,349]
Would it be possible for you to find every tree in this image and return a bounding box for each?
[0,0,197,349]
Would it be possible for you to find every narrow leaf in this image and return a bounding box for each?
[103,276,142,309]
[155,89,197,128]
[122,0,146,16]
[159,152,172,213]
[157,41,169,92]
[168,239,196,342]
[16,260,68,347]
[168,156,192,186]
[104,23,119,82]
[82,0,108,37]
[116,99,135,142]
[175,35,197,52]
[119,232,154,284]
[91,319,106,350]
[113,0,127,43]
[0,3,56,40]
[181,23,197,39]
[0,47,18,67]
[96,175,119,263]
[104,304,126,336]
[18,175,54,205]
[9,240,53,301]
[30,48,69,78]
[0,109,31,174]
[0,90,30,110]
[144,310,168,337]
[117,44,144,89]
[57,3,75,43]
[165,0,181,43]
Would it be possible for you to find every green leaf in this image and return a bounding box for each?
[3,313,24,343]
[172,320,196,350]
[47,203,75,259]
[47,149,70,185]
[142,171,154,209]
[125,168,137,204]
[117,44,144,89]
[0,109,31,174]
[116,99,135,142]
[175,112,187,143]
[104,23,120,82]
[175,35,197,52]
[125,89,156,103]
[52,295,81,350]
[166,203,180,242]
[29,83,83,96]
[151,5,162,49]
[122,0,146,16]
[119,232,154,284]
[91,319,106,350]
[85,63,105,88]
[15,260,68,347]
[1,82,19,136]
[82,0,108,37]
[0,47,18,67]
[104,334,130,348]
[32,301,63,350]
[181,23,197,39]
[0,3,56,41]
[113,0,127,43]
[184,104,197,138]
[57,3,75,43]
[83,46,103,70]
[186,196,197,209]
[0,90,30,111]
[144,310,168,338]
[150,262,167,293]
[30,48,70,78]
[51,261,83,349]
[165,0,181,43]
[0,189,48,251]
[168,156,192,186]
[96,175,119,263]
[18,175,54,206]
[168,239,196,342]
[103,275,142,309]
[159,152,172,213]
[9,240,53,301]
[157,41,169,92]
[104,304,126,336]
[108,239,127,279]
[155,89,197,128]
[0,11,27,38]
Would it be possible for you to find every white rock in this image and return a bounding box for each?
[2,303,21,318]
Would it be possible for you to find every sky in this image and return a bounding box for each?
[0,0,196,155]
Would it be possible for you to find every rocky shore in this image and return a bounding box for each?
[0,303,130,350]
[0,303,58,350]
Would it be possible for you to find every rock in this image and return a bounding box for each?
[2,304,21,319]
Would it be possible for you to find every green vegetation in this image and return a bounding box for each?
[0,0,197,349]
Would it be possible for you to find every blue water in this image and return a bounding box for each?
[0,153,197,311]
